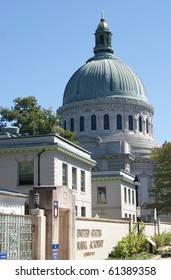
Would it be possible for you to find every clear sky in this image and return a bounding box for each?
[0,0,170,145]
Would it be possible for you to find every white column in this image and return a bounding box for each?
[31,209,46,260]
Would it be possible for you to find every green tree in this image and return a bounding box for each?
[149,142,171,215]
[0,96,78,143]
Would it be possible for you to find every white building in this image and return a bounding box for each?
[0,189,28,215]
[0,133,96,217]
[92,170,136,220]
[58,15,158,221]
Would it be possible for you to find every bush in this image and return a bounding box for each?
[152,232,171,248]
[109,222,148,259]
[108,226,171,259]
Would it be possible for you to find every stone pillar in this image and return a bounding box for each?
[134,116,138,133]
[31,208,46,260]
[124,115,128,132]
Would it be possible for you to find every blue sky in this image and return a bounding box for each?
[0,0,170,145]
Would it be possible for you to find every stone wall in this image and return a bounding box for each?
[75,217,171,260]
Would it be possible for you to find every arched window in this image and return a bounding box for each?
[100,35,104,44]
[117,114,122,130]
[70,118,74,132]
[146,119,149,133]
[91,115,96,130]
[139,116,142,132]
[63,120,66,130]
[128,115,133,130]
[104,114,109,130]
[80,116,84,132]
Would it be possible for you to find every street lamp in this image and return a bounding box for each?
[134,175,140,234]
[34,192,40,209]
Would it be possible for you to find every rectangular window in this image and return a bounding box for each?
[81,206,86,217]
[18,161,34,185]
[72,167,77,190]
[62,163,68,186]
[97,187,107,203]
[132,190,135,205]
[81,170,85,192]
[75,205,78,216]
[128,189,131,204]
[124,187,127,203]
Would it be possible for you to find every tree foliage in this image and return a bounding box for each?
[149,142,171,215]
[0,96,77,143]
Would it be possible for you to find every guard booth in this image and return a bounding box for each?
[29,186,75,260]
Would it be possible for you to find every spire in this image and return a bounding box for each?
[93,13,114,55]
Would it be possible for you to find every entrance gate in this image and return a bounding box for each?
[0,214,32,260]
[59,209,69,260]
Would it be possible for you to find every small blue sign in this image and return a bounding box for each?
[0,253,7,260]
[54,201,58,219]
[52,244,59,260]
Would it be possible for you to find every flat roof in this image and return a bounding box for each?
[0,188,28,198]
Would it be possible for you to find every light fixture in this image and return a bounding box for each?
[133,175,140,187]
[34,192,40,209]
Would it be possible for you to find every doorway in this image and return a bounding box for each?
[58,209,69,259]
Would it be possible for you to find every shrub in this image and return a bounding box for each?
[152,232,171,248]
[109,222,148,259]
[108,225,171,259]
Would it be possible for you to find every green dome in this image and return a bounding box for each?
[62,15,148,106]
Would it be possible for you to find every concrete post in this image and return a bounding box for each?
[157,218,160,235]
[31,209,46,260]
[129,218,133,233]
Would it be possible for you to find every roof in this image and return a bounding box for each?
[0,188,28,198]
[0,133,96,167]
[62,15,148,106]
[63,54,148,105]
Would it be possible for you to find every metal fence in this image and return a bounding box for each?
[0,214,32,260]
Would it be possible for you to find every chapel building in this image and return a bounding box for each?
[58,14,158,221]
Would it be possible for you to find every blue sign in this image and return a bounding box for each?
[0,253,7,260]
[52,244,59,260]
[54,201,58,219]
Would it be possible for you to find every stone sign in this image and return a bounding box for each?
[76,229,104,257]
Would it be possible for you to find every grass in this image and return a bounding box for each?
[107,248,171,260]
[107,252,154,260]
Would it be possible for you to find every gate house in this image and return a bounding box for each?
[0,214,32,260]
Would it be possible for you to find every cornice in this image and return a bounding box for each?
[56,144,96,167]
[92,174,134,185]
[0,143,96,167]
[58,98,154,115]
